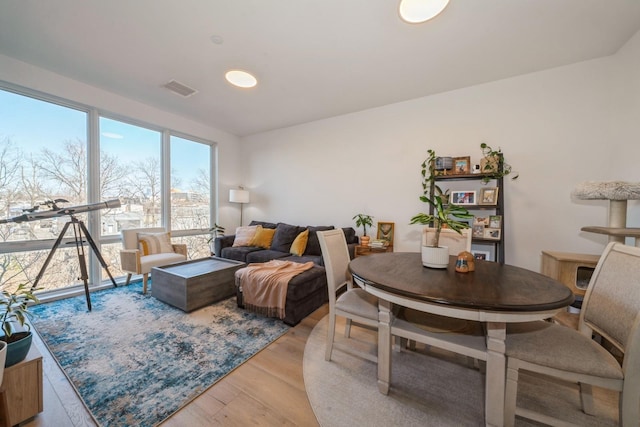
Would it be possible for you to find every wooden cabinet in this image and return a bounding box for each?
[541,251,600,329]
[0,345,43,427]
[431,172,505,263]
[541,251,599,297]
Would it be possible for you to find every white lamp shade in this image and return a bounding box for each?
[229,189,250,204]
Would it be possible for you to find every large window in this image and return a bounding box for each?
[0,86,217,293]
[99,117,162,233]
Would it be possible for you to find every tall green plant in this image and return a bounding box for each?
[410,150,474,248]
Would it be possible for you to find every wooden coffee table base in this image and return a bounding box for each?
[151,257,246,312]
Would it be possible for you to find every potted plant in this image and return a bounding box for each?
[207,223,226,254]
[0,283,39,367]
[410,150,474,268]
[353,214,374,246]
[479,142,519,184]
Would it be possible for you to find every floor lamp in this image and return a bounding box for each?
[229,187,250,226]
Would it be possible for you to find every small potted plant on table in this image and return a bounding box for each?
[0,283,39,367]
[410,150,473,268]
[353,214,374,246]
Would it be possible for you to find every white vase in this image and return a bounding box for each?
[421,246,450,269]
[0,341,7,385]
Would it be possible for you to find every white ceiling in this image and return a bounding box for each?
[1,0,640,137]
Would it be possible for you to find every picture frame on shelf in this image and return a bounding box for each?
[483,228,501,240]
[489,215,502,229]
[376,222,394,246]
[479,187,499,205]
[450,190,476,205]
[474,216,490,227]
[472,224,485,238]
[453,156,471,174]
[472,250,491,261]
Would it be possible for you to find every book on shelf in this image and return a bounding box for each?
[370,239,389,248]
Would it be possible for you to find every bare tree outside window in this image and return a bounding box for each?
[1,90,216,293]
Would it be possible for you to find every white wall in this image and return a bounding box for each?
[611,30,640,228]
[241,31,640,272]
[0,54,244,229]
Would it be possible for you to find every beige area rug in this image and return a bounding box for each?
[303,315,619,427]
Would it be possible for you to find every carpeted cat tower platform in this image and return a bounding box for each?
[572,181,640,246]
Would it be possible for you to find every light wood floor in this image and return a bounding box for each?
[24,304,329,427]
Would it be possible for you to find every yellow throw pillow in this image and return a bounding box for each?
[138,232,174,255]
[252,226,276,249]
[232,225,259,247]
[290,229,309,256]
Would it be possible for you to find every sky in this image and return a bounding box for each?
[0,89,210,192]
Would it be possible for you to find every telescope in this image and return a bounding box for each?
[4,198,122,312]
[0,199,121,224]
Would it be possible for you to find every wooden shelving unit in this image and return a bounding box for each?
[430,172,505,263]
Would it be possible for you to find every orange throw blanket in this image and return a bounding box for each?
[235,260,315,319]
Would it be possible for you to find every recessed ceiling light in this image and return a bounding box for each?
[399,0,450,24]
[225,70,258,88]
[210,35,224,45]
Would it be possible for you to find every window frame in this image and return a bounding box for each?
[0,81,219,289]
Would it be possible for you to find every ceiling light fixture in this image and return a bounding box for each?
[225,70,258,88]
[399,0,450,24]
[210,35,224,45]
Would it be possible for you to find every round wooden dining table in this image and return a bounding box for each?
[349,252,574,427]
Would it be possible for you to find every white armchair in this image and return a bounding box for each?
[120,227,187,294]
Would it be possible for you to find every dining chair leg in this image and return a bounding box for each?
[579,383,595,415]
[504,362,518,427]
[125,273,132,285]
[325,314,337,361]
[621,381,640,426]
[344,318,352,338]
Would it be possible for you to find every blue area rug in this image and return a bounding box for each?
[30,282,290,427]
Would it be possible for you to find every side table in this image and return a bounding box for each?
[354,245,393,257]
[541,251,599,297]
[0,345,43,427]
[541,250,600,329]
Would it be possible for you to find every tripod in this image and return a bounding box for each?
[32,215,117,311]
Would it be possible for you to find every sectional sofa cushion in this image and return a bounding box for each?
[341,227,357,244]
[251,226,276,248]
[232,225,259,247]
[221,245,263,262]
[246,249,293,264]
[290,229,309,256]
[304,225,335,256]
[249,220,277,229]
[270,223,304,253]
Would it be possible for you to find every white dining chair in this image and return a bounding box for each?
[504,242,640,426]
[318,229,379,362]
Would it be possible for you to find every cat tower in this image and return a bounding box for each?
[572,181,640,247]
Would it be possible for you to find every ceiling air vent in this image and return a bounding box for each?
[162,80,198,98]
